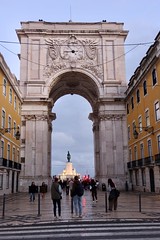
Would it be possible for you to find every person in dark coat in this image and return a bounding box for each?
[29,182,37,202]
[90,178,98,202]
[108,178,119,211]
[51,177,62,219]
[71,176,84,218]
[40,182,47,199]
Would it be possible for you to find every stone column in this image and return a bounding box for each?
[97,113,127,189]
[19,112,54,191]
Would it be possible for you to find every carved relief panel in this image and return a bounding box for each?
[44,35,103,79]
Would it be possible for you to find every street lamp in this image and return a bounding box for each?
[133,126,154,139]
[0,127,20,140]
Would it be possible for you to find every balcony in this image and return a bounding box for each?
[0,158,21,170]
[127,156,154,169]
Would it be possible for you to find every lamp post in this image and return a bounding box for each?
[133,126,154,139]
[0,127,20,140]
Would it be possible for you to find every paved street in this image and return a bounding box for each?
[1,189,160,238]
[1,189,160,225]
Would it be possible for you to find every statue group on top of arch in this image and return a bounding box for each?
[44,35,103,78]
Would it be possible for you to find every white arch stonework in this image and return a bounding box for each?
[17,21,128,191]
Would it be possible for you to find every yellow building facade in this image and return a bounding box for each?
[126,32,160,192]
[0,53,22,195]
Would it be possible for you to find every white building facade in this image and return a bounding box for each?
[16,21,128,191]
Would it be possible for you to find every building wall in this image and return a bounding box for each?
[0,53,22,195]
[126,32,160,192]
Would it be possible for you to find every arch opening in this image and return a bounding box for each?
[51,94,94,179]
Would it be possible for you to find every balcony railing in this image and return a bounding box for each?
[0,158,21,170]
[127,156,154,169]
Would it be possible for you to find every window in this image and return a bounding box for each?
[7,144,10,160]
[131,97,134,109]
[14,96,17,110]
[8,116,11,132]
[157,135,160,153]
[3,78,7,96]
[145,109,150,127]
[132,121,136,135]
[152,68,157,86]
[13,122,16,137]
[12,147,15,161]
[128,126,131,140]
[136,89,140,103]
[148,139,152,158]
[155,101,160,121]
[143,80,147,96]
[1,110,5,128]
[0,141,4,158]
[9,88,12,103]
[134,145,137,160]
[140,143,144,160]
[138,116,142,132]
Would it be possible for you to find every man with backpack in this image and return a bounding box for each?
[71,175,84,218]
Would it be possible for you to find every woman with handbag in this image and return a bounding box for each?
[51,177,62,219]
[108,178,119,211]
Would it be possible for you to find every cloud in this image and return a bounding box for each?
[52,131,75,147]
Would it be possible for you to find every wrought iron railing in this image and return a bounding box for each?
[0,157,21,170]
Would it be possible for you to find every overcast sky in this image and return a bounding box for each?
[0,0,159,178]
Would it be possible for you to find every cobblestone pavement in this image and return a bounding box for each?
[0,189,160,226]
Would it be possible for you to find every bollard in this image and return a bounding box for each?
[139,193,141,212]
[37,192,41,216]
[71,197,73,214]
[105,191,108,212]
[2,194,5,218]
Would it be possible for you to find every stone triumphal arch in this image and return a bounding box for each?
[16,21,128,191]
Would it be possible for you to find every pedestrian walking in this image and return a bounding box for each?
[71,176,84,218]
[29,182,37,202]
[51,177,62,220]
[40,182,47,199]
[108,178,120,211]
[90,178,98,202]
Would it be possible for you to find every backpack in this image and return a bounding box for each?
[76,183,84,197]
